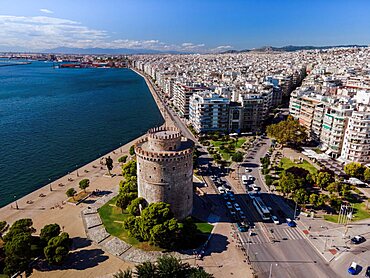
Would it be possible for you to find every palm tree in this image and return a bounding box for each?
[156,255,190,277]
[113,269,133,278]
[135,261,157,278]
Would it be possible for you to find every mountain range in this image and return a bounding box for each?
[222,44,368,54]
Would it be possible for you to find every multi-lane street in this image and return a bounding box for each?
[209,137,338,278]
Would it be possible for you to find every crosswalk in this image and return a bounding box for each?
[238,227,306,245]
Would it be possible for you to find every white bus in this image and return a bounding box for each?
[252,196,271,221]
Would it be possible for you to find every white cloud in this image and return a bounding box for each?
[210,45,233,52]
[40,9,54,14]
[0,15,210,52]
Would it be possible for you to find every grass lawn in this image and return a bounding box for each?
[324,202,370,223]
[68,191,90,203]
[98,197,162,251]
[279,157,318,175]
[210,138,247,161]
[194,219,214,234]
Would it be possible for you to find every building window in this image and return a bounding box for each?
[173,167,175,170]
[154,167,156,170]
[149,176,151,179]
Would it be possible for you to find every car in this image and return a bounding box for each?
[271,215,279,224]
[348,262,358,275]
[247,175,254,181]
[286,219,296,227]
[234,203,241,211]
[217,186,225,194]
[267,206,272,212]
[229,195,236,201]
[236,222,248,232]
[239,211,246,219]
[365,266,370,278]
[252,184,261,191]
[222,193,229,200]
[351,235,365,244]
[245,168,252,173]
[226,202,233,209]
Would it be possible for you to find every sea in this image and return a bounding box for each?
[0,60,163,207]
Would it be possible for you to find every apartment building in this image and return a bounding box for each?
[189,91,230,133]
[173,83,208,118]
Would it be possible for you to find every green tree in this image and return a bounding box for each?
[150,218,180,249]
[292,188,309,204]
[344,162,365,179]
[326,182,339,194]
[231,151,243,162]
[3,219,36,276]
[122,160,137,178]
[315,172,333,190]
[44,232,72,265]
[156,254,191,277]
[189,268,214,278]
[309,193,319,207]
[135,261,158,278]
[363,167,370,182]
[265,175,273,187]
[66,188,77,200]
[79,179,90,193]
[40,223,61,247]
[118,155,128,164]
[116,192,138,212]
[129,145,135,156]
[277,172,304,196]
[127,197,147,216]
[113,269,133,278]
[266,116,307,146]
[317,194,329,207]
[329,196,342,212]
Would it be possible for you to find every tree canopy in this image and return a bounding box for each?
[79,178,90,192]
[114,255,214,278]
[344,162,366,180]
[266,116,307,146]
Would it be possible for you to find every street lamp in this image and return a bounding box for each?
[49,178,52,192]
[76,165,79,177]
[13,195,19,210]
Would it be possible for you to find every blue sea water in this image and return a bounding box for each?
[0,61,163,207]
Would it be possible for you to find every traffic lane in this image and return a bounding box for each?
[248,237,337,278]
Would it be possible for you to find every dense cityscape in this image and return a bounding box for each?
[1,1,370,278]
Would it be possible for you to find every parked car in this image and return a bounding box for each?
[222,193,229,200]
[226,202,233,209]
[348,262,358,275]
[245,168,252,173]
[271,215,279,224]
[351,235,365,244]
[236,222,248,232]
[218,186,225,194]
[239,210,246,219]
[365,266,370,278]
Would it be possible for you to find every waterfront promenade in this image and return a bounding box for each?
[0,69,171,277]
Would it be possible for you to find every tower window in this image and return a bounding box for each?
[149,175,151,179]
[173,167,175,170]
[154,167,156,170]
[161,179,164,182]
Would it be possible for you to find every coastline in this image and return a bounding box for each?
[0,68,168,220]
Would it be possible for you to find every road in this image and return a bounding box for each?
[143,72,337,278]
[229,138,338,278]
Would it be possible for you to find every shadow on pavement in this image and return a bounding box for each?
[35,248,109,272]
[71,237,92,250]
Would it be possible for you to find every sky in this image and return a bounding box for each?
[0,0,370,52]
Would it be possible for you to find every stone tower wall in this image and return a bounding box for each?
[135,135,193,219]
